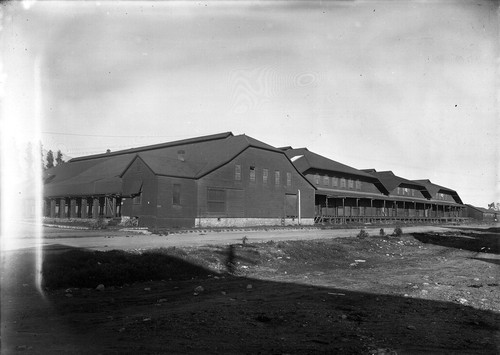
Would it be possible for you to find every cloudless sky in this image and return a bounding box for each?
[2,0,499,207]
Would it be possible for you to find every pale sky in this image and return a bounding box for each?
[2,0,499,207]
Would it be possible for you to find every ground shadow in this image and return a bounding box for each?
[446,226,500,234]
[2,244,499,354]
[412,231,500,254]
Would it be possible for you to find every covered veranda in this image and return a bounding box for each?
[314,192,466,225]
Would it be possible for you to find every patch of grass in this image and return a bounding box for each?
[42,248,214,289]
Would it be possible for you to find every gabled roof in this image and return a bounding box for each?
[363,170,432,199]
[44,132,285,197]
[466,204,497,214]
[282,148,375,179]
[69,132,233,162]
[281,148,389,195]
[414,179,463,204]
[138,134,280,178]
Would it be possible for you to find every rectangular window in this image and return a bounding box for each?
[332,177,338,187]
[314,174,320,185]
[287,172,292,187]
[133,193,142,205]
[348,179,354,189]
[404,188,409,195]
[172,184,181,205]
[275,171,280,185]
[207,188,225,213]
[411,189,415,197]
[323,176,329,186]
[263,168,268,184]
[340,178,346,188]
[355,180,361,190]
[235,164,241,181]
[397,187,401,195]
[249,166,256,182]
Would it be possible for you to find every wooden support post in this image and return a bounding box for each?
[50,199,56,218]
[81,198,88,218]
[70,199,77,218]
[112,197,117,217]
[59,198,65,218]
[93,197,99,218]
[342,198,345,224]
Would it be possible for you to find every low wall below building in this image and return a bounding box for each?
[195,217,315,228]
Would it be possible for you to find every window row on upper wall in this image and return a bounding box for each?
[314,174,362,190]
[235,164,292,187]
[396,187,416,197]
[435,192,447,200]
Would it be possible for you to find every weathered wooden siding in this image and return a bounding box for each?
[155,176,197,228]
[121,157,158,227]
[197,147,315,220]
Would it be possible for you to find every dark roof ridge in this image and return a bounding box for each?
[70,132,234,162]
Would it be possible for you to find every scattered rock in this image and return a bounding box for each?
[65,293,73,297]
[221,291,227,295]
[96,284,105,291]
[144,287,151,291]
[118,327,126,332]
[407,325,416,330]
[246,284,253,290]
[456,297,468,305]
[143,317,151,322]
[194,286,204,293]
[157,298,168,303]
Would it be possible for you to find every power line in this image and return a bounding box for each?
[41,131,187,138]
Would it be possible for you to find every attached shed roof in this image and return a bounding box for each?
[414,179,463,204]
[363,170,432,199]
[44,154,135,197]
[44,132,284,197]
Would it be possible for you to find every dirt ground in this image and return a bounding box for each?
[1,224,499,354]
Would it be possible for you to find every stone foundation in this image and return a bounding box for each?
[195,217,314,228]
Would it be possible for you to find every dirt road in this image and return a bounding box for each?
[6,224,465,252]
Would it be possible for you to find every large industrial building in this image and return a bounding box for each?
[43,132,467,228]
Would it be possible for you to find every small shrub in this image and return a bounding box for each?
[379,228,385,237]
[357,229,369,239]
[90,217,107,230]
[242,236,248,245]
[393,226,403,237]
